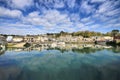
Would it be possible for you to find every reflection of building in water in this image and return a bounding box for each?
[51,42,65,48]
[50,43,112,51]
[6,43,112,52]
[0,36,7,54]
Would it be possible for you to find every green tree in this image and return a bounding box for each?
[111,30,119,41]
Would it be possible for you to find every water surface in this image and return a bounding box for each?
[0,46,120,80]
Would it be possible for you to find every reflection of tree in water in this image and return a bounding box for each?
[0,50,5,55]
[47,47,68,53]
[0,47,5,55]
[47,47,103,54]
[111,46,120,53]
[72,48,103,54]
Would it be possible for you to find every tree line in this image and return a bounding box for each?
[47,30,119,38]
[0,30,119,38]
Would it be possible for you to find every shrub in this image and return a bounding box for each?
[24,43,31,48]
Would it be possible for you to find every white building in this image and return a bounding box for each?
[12,36,24,42]
[103,36,113,41]
[58,35,83,42]
[6,36,13,42]
[24,35,48,43]
[0,36,6,51]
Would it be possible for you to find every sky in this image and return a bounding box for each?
[0,0,120,35]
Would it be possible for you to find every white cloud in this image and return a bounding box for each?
[105,8,120,16]
[0,0,119,34]
[0,23,46,35]
[91,0,105,3]
[85,21,95,25]
[7,0,33,9]
[80,1,95,14]
[70,13,80,22]
[66,0,76,8]
[106,17,120,24]
[23,10,73,29]
[114,23,120,27]
[81,17,91,22]
[97,1,113,13]
[36,0,75,8]
[54,1,64,8]
[0,7,22,18]
[96,0,120,17]
[90,24,100,29]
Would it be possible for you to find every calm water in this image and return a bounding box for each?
[0,45,120,80]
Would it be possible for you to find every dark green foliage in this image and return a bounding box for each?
[117,42,120,46]
[106,41,117,47]
[24,43,31,48]
[71,31,103,37]
[0,47,2,50]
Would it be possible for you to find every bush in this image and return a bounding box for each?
[106,41,116,47]
[117,42,120,46]
[0,47,2,50]
[24,43,31,48]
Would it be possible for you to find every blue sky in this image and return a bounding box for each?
[0,0,120,35]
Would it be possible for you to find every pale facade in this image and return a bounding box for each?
[13,37,24,42]
[24,35,48,43]
[58,35,83,42]
[103,36,113,41]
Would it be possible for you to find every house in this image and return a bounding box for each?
[114,36,120,43]
[77,36,84,41]
[24,35,38,43]
[83,38,93,42]
[24,35,49,43]
[40,35,48,42]
[12,36,24,42]
[57,35,84,42]
[6,36,13,42]
[0,36,7,50]
[0,36,7,45]
[58,35,72,42]
[103,36,113,41]
[91,36,105,41]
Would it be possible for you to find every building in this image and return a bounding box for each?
[91,36,105,41]
[0,36,7,45]
[114,36,120,43]
[103,36,113,41]
[12,36,24,43]
[6,36,13,42]
[57,35,83,42]
[24,35,48,43]
[0,36,7,50]
[58,35,72,42]
[83,38,93,42]
[24,36,37,43]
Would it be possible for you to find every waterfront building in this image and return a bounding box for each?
[6,36,13,42]
[0,36,7,45]
[24,35,49,43]
[12,36,24,43]
[0,36,7,50]
[103,36,113,41]
[114,36,120,43]
[91,36,105,41]
[58,35,83,42]
[24,36,38,43]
